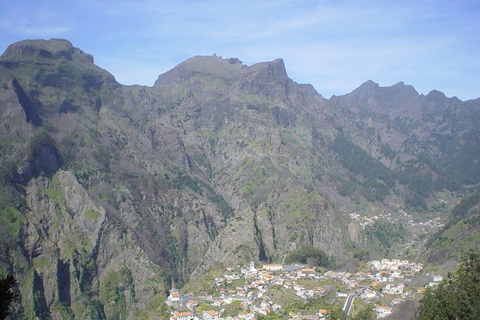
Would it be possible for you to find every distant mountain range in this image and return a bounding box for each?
[0,38,478,319]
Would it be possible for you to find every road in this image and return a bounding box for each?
[343,287,394,317]
[343,292,360,315]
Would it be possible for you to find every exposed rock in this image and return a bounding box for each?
[0,38,478,319]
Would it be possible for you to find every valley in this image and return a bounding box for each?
[0,38,478,319]
[167,257,434,319]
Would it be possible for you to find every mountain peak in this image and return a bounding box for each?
[1,38,94,63]
[349,80,380,96]
[249,58,285,73]
[154,54,248,87]
[153,56,288,88]
[350,80,419,99]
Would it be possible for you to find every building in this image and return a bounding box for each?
[202,310,220,320]
[168,291,182,302]
[376,305,393,318]
[317,309,328,319]
[170,311,197,320]
[187,300,198,308]
[238,312,255,320]
[263,264,283,271]
[363,289,376,299]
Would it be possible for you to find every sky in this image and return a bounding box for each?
[1,0,479,100]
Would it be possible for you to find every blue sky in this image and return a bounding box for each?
[1,0,479,100]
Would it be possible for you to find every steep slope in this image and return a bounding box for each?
[0,39,357,319]
[329,80,480,207]
[422,192,480,264]
[0,39,479,319]
[0,39,168,320]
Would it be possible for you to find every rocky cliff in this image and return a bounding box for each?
[0,39,479,319]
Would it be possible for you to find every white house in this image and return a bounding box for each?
[170,311,197,320]
[272,303,282,312]
[376,305,393,318]
[202,310,220,320]
[168,291,182,302]
[213,299,223,307]
[238,312,255,320]
[263,264,283,271]
[363,289,376,299]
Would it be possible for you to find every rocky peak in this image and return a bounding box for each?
[424,89,461,104]
[1,38,94,64]
[353,79,380,95]
[153,56,289,89]
[154,55,247,87]
[247,58,288,85]
[348,80,419,100]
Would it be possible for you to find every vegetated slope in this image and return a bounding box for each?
[422,192,480,263]
[0,38,478,319]
[329,81,480,207]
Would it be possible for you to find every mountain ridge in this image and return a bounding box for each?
[0,38,478,319]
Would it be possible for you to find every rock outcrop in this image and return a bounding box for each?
[0,39,479,319]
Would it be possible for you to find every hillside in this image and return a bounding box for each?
[0,39,478,319]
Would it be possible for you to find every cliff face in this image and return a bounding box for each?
[0,39,479,319]
[4,170,166,320]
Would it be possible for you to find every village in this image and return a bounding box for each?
[166,257,442,320]
[348,211,445,231]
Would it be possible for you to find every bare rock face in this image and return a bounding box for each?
[0,39,479,319]
[17,171,166,319]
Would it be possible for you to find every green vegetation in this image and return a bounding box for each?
[351,303,375,320]
[452,192,480,218]
[417,250,480,319]
[365,221,408,251]
[331,134,394,201]
[441,143,480,187]
[1,38,479,319]
[222,300,243,318]
[426,192,480,249]
[50,302,74,320]
[28,129,56,159]
[285,245,331,268]
[181,267,224,296]
[331,134,394,187]
[0,207,22,238]
[99,269,135,319]
[85,210,100,220]
[0,275,17,319]
[174,171,233,220]
[32,256,50,270]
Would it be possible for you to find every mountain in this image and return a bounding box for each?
[421,192,480,264]
[0,39,478,319]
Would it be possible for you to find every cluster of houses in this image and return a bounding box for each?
[349,210,445,232]
[349,212,378,228]
[167,258,438,320]
[368,258,423,272]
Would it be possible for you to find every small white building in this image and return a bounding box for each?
[376,305,393,318]
[363,289,376,299]
[203,310,220,320]
[263,264,283,271]
[170,311,197,320]
[168,291,182,302]
[272,303,282,312]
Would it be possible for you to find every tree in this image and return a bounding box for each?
[416,250,480,319]
[285,245,331,267]
[0,275,16,320]
[352,304,375,320]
